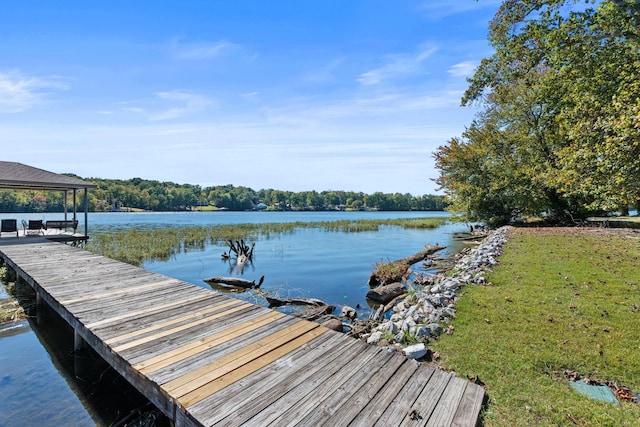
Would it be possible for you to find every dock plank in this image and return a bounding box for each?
[187,331,346,426]
[143,312,299,386]
[121,305,267,365]
[163,320,321,398]
[245,344,384,426]
[135,310,286,374]
[349,358,422,426]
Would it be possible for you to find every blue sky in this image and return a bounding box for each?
[0,1,500,195]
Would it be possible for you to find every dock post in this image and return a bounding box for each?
[74,330,85,352]
[36,292,44,324]
[73,329,88,379]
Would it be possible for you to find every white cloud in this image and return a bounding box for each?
[149,91,213,121]
[120,90,214,121]
[304,57,345,83]
[170,38,244,60]
[0,70,68,113]
[448,61,478,77]
[357,45,437,86]
[241,91,260,101]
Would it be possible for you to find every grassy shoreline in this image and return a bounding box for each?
[430,227,640,426]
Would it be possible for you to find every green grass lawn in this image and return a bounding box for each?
[430,227,640,426]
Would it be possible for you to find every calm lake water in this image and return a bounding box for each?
[0,211,466,426]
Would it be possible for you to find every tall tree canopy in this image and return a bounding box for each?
[435,0,640,226]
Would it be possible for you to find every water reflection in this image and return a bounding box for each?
[0,281,168,427]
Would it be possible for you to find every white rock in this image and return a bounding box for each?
[403,343,427,360]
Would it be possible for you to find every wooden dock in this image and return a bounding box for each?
[0,238,484,426]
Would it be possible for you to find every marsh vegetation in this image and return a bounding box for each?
[86,217,447,266]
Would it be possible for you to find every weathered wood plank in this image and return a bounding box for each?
[134,310,286,374]
[349,359,422,426]
[59,277,179,305]
[296,350,399,426]
[105,299,243,345]
[451,381,485,427]
[143,312,298,385]
[374,366,444,426]
[121,305,265,363]
[111,302,255,352]
[68,282,209,321]
[318,353,410,426]
[245,344,384,426]
[163,320,321,398]
[187,331,347,426]
[85,293,212,329]
[422,375,469,427]
[83,290,218,331]
[179,325,327,408]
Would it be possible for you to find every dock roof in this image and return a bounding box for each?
[0,161,96,191]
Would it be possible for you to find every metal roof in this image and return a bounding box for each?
[0,161,96,191]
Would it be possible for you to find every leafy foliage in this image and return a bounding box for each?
[435,0,640,225]
[0,177,447,213]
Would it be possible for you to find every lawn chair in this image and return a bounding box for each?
[1,219,19,237]
[22,219,45,236]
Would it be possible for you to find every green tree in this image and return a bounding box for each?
[435,0,640,225]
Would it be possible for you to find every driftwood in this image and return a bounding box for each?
[204,275,264,289]
[366,282,406,304]
[453,231,488,242]
[368,244,445,287]
[226,239,255,260]
[222,239,256,274]
[266,296,327,307]
[293,305,335,321]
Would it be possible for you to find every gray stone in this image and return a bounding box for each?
[341,305,357,319]
[411,311,426,323]
[415,326,430,339]
[430,284,442,293]
[403,343,427,360]
[367,331,382,345]
[441,307,456,318]
[390,313,403,322]
[427,323,443,336]
[422,300,436,313]
[379,321,398,335]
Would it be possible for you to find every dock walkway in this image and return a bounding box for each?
[0,238,484,426]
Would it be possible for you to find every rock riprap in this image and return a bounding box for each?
[364,226,511,355]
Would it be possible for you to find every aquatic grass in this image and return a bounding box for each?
[430,228,640,426]
[86,217,446,266]
[0,265,28,323]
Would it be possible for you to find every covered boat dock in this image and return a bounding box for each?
[0,161,96,241]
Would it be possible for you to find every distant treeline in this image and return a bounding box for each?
[0,176,447,212]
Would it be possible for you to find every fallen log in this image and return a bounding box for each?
[293,305,335,321]
[266,296,327,307]
[371,292,408,321]
[204,275,264,289]
[368,244,445,287]
[366,282,405,304]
